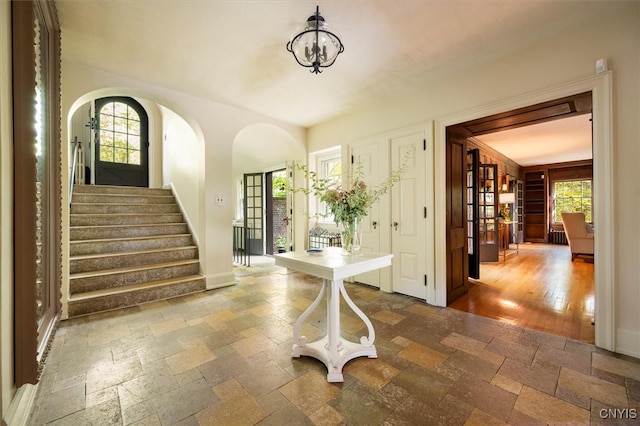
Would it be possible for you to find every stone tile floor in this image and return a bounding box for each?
[29,268,640,425]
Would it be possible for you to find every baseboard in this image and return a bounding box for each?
[206,272,236,290]
[615,327,640,359]
[4,384,37,426]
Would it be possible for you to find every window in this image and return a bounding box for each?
[310,148,341,222]
[553,179,592,222]
[98,101,142,165]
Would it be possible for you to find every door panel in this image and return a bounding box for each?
[351,142,383,287]
[478,164,499,262]
[95,97,149,187]
[244,173,264,255]
[467,149,480,279]
[446,127,469,304]
[391,132,426,300]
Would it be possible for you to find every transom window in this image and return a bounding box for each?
[98,101,142,165]
[553,179,592,222]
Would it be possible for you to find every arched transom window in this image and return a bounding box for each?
[98,101,142,165]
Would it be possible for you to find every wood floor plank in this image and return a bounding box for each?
[449,243,595,343]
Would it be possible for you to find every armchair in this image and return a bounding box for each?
[561,212,594,261]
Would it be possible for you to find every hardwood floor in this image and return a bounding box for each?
[449,243,595,343]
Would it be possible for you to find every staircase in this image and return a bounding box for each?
[68,185,206,317]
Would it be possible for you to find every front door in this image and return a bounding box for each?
[244,172,264,255]
[95,97,149,187]
[446,126,469,304]
[391,132,426,299]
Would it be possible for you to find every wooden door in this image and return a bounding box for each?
[391,132,426,299]
[467,149,480,279]
[95,97,149,187]
[446,127,469,304]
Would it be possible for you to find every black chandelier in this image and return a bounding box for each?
[286,5,344,74]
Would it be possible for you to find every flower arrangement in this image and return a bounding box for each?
[295,155,409,252]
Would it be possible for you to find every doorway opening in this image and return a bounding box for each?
[445,92,595,343]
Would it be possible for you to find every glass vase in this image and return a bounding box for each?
[338,217,362,255]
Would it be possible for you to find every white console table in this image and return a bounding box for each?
[274,247,393,382]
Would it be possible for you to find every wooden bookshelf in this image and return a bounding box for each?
[524,171,546,242]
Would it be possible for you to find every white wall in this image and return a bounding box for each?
[60,61,306,291]
[308,4,640,357]
[0,0,14,419]
[161,106,203,248]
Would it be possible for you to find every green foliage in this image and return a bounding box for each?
[275,236,287,247]
[272,175,287,198]
[554,180,592,222]
[294,152,410,224]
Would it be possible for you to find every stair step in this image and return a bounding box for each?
[73,184,172,196]
[72,193,176,205]
[70,213,185,226]
[70,246,199,274]
[67,275,206,317]
[71,203,181,214]
[70,234,193,256]
[70,223,189,240]
[70,259,201,294]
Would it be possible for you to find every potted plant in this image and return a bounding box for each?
[275,236,287,253]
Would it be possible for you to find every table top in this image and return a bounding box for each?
[274,247,393,281]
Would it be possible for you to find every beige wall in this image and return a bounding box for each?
[308,4,640,357]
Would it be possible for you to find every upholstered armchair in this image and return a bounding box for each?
[561,212,594,261]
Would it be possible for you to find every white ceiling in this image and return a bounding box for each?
[56,0,610,163]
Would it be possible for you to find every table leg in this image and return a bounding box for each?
[291,279,326,350]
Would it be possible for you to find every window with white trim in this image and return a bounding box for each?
[553,179,592,223]
[310,147,341,222]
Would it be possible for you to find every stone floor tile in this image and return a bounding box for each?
[330,380,396,425]
[30,383,86,425]
[448,373,517,421]
[463,407,509,425]
[231,332,278,359]
[149,317,189,336]
[117,366,178,409]
[592,352,640,381]
[85,357,144,395]
[486,337,537,365]
[151,378,218,425]
[279,370,341,415]
[343,358,400,391]
[533,344,591,375]
[558,367,629,407]
[195,386,267,426]
[497,357,559,395]
[442,349,501,382]
[371,309,406,325]
[165,338,215,375]
[514,386,590,424]
[441,331,488,356]
[308,404,345,426]
[236,359,294,398]
[490,374,523,395]
[398,341,448,370]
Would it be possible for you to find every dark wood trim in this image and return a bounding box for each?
[12,0,62,386]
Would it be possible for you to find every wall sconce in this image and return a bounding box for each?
[501,174,509,192]
[286,5,345,74]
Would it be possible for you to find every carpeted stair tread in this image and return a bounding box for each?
[69,275,205,301]
[70,245,199,261]
[70,259,200,279]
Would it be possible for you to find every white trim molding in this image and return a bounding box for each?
[433,72,615,352]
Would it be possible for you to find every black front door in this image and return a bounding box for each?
[95,97,149,187]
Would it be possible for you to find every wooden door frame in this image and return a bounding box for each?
[433,73,614,351]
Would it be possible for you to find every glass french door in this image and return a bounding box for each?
[243,173,264,255]
[467,149,480,278]
[478,164,499,262]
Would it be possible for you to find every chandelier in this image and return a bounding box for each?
[286,5,344,74]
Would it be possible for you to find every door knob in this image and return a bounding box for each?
[372,221,377,229]
[393,221,398,230]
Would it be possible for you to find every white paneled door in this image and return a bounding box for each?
[391,132,427,300]
[351,140,387,288]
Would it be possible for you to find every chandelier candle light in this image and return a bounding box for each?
[286,5,344,74]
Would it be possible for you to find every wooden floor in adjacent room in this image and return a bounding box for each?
[449,243,595,343]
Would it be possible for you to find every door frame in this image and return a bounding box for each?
[433,73,614,351]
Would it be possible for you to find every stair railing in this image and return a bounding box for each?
[68,137,81,205]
